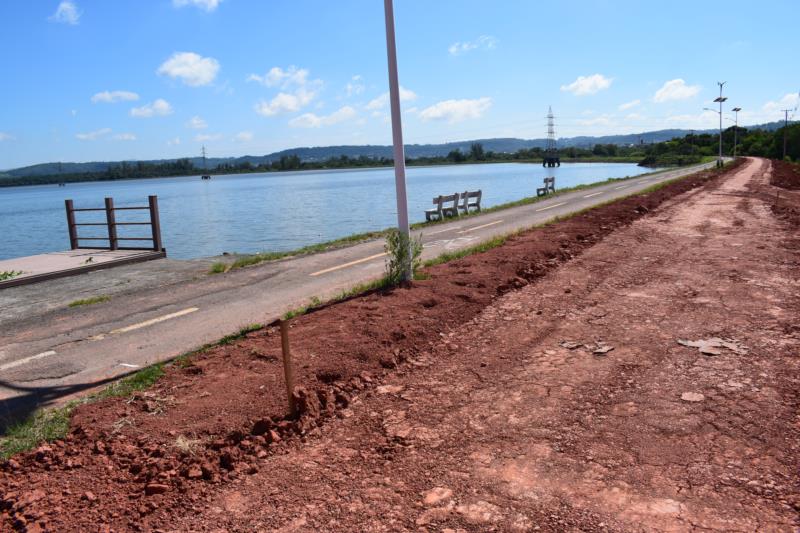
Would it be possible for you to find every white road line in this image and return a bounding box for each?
[110,307,199,335]
[535,202,567,212]
[427,226,461,235]
[310,252,387,277]
[0,350,57,372]
[457,220,504,234]
[583,191,604,198]
[119,363,140,368]
[614,185,629,190]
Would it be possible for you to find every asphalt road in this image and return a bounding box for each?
[0,161,720,420]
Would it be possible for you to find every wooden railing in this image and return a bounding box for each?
[64,195,164,252]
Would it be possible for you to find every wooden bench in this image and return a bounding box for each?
[458,190,482,215]
[537,177,556,197]
[425,193,460,221]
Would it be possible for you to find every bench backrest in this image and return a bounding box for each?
[433,193,460,207]
[460,189,482,205]
[544,177,555,185]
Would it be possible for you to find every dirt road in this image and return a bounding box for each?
[2,158,798,531]
[169,157,797,531]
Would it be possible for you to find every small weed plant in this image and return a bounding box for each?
[384,229,422,285]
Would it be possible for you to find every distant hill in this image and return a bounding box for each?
[2,121,792,178]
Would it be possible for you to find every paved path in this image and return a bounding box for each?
[0,162,719,421]
[0,249,163,288]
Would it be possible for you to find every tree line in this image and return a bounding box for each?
[2,124,797,187]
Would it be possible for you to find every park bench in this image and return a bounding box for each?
[458,190,482,215]
[537,177,556,197]
[425,193,460,221]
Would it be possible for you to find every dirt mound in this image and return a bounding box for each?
[771,158,800,190]
[0,161,744,531]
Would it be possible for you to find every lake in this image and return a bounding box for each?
[0,162,652,260]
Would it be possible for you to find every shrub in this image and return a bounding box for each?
[384,229,422,285]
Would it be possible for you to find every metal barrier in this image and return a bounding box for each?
[64,195,164,252]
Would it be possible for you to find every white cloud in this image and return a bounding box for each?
[625,113,645,120]
[346,75,365,96]
[448,35,498,56]
[158,52,220,87]
[91,90,139,103]
[187,115,208,129]
[49,1,80,25]
[653,79,701,103]
[195,133,222,142]
[577,115,615,127]
[113,133,136,141]
[664,110,719,129]
[0,132,15,141]
[618,99,641,111]
[762,92,799,116]
[289,106,357,128]
[167,137,181,146]
[234,131,254,142]
[247,66,310,88]
[76,128,111,141]
[561,74,613,96]
[130,99,173,118]
[365,87,417,111]
[419,97,492,123]
[172,0,222,12]
[254,88,316,116]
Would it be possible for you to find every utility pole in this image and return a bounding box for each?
[731,107,741,158]
[714,82,727,168]
[781,109,790,160]
[383,0,411,280]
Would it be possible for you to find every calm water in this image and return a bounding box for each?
[0,162,652,260]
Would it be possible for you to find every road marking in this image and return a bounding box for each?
[427,226,461,235]
[583,191,604,198]
[535,202,567,212]
[110,307,199,335]
[119,363,140,368]
[0,350,57,372]
[457,220,503,233]
[614,185,629,190]
[310,252,387,276]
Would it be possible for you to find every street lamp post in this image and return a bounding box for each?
[382,0,411,280]
[713,81,727,168]
[731,107,741,159]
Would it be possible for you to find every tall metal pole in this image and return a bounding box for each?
[714,82,727,167]
[732,107,741,159]
[383,0,411,280]
[781,109,790,160]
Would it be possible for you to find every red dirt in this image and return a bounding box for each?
[5,158,799,531]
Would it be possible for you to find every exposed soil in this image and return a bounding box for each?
[4,158,799,531]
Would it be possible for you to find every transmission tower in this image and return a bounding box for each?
[544,106,560,167]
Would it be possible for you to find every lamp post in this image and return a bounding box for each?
[731,107,741,159]
[713,82,727,168]
[383,0,411,280]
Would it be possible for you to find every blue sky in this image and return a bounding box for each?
[0,0,798,169]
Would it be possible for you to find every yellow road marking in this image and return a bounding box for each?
[535,202,567,212]
[310,252,387,277]
[111,307,199,335]
[457,220,504,234]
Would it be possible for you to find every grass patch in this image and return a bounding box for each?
[423,234,514,267]
[0,270,23,282]
[0,402,78,459]
[68,294,110,308]
[95,363,166,399]
[209,230,387,274]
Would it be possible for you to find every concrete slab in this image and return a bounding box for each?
[0,249,165,289]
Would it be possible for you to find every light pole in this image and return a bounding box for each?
[713,81,727,168]
[731,107,741,158]
[383,0,411,280]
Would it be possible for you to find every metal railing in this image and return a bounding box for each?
[64,195,164,252]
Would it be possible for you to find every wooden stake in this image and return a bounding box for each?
[279,320,297,417]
